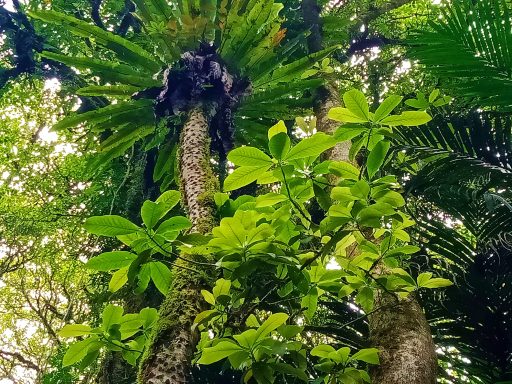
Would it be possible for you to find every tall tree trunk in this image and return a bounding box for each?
[302,1,438,383]
[369,293,437,384]
[139,106,218,384]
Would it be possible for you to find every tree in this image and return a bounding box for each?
[0,1,511,384]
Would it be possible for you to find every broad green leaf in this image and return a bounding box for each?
[58,324,92,338]
[373,190,405,207]
[429,89,440,103]
[156,216,192,235]
[420,278,453,289]
[356,286,374,312]
[285,133,337,161]
[374,95,403,122]
[213,279,231,298]
[85,251,137,271]
[233,329,258,349]
[351,348,380,364]
[102,304,124,330]
[381,111,432,126]
[197,341,243,365]
[228,147,272,166]
[85,215,140,236]
[329,161,360,180]
[351,180,370,199]
[254,313,289,341]
[328,107,368,123]
[139,307,158,329]
[156,190,181,211]
[149,262,172,294]
[268,132,290,160]
[62,338,96,367]
[255,193,288,208]
[224,165,271,191]
[417,272,433,287]
[141,201,168,229]
[109,267,129,292]
[311,344,336,358]
[201,290,216,305]
[334,126,367,141]
[367,141,390,179]
[268,120,287,139]
[301,287,318,320]
[343,89,370,121]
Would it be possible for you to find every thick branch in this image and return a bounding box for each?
[90,0,106,29]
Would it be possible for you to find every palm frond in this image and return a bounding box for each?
[408,0,512,109]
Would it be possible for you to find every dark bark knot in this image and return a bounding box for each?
[135,42,251,158]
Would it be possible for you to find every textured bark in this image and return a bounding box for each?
[139,106,217,384]
[369,293,437,384]
[302,2,437,383]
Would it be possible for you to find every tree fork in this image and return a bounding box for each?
[139,106,218,384]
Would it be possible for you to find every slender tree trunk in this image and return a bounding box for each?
[302,1,438,383]
[139,106,218,384]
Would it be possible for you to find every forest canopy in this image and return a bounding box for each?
[0,0,511,383]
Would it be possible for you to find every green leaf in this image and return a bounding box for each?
[268,120,287,139]
[213,279,231,298]
[419,277,453,289]
[367,141,390,179]
[334,126,367,141]
[141,201,167,229]
[373,190,405,208]
[381,111,432,126]
[311,344,336,358]
[228,147,272,166]
[85,251,137,271]
[329,161,360,180]
[268,132,291,160]
[109,267,129,292]
[356,286,374,312]
[343,89,370,121]
[224,165,271,191]
[328,107,368,123]
[77,85,141,97]
[156,190,181,210]
[62,338,96,367]
[301,287,319,320]
[85,215,140,236]
[198,341,243,365]
[351,348,380,364]
[201,290,216,305]
[149,262,172,294]
[58,324,92,338]
[255,193,288,208]
[156,216,192,235]
[374,95,403,122]
[254,313,289,341]
[102,304,124,330]
[30,10,161,72]
[285,133,337,161]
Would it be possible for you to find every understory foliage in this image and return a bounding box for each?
[0,0,511,383]
[59,90,451,383]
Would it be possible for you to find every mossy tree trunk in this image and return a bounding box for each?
[139,106,218,384]
[302,1,438,383]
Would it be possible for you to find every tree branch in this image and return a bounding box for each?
[0,350,40,372]
[90,0,106,29]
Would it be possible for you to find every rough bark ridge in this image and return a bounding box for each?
[302,1,437,383]
[369,293,437,384]
[139,107,217,384]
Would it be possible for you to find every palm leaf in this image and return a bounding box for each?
[408,0,512,109]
